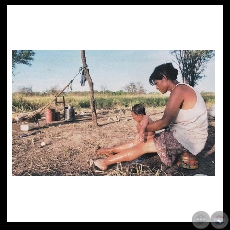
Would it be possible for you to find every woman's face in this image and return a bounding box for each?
[153,75,168,94]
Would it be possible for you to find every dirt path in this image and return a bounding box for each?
[11,107,215,176]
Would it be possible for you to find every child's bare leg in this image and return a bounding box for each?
[95,142,134,155]
[94,138,157,170]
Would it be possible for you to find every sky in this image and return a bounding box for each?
[7,5,223,223]
[11,50,215,94]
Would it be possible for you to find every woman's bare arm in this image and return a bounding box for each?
[145,87,184,132]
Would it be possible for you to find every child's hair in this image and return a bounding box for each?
[131,104,146,115]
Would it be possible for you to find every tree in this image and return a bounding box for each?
[43,85,60,95]
[81,50,98,126]
[136,82,146,94]
[18,86,33,95]
[100,85,107,93]
[124,82,137,94]
[124,82,146,94]
[12,50,35,76]
[170,50,215,87]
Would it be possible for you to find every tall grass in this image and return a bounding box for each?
[12,91,215,113]
[201,92,215,107]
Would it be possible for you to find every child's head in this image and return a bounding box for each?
[131,104,146,115]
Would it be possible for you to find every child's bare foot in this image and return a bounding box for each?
[94,159,108,171]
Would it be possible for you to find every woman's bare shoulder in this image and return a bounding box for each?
[171,84,197,109]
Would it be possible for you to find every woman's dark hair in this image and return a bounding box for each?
[131,104,146,115]
[149,62,178,86]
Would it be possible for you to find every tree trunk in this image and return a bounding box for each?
[80,50,98,126]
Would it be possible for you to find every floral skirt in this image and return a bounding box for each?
[154,129,187,167]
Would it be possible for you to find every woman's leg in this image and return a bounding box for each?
[96,134,140,155]
[95,141,135,155]
[94,138,157,170]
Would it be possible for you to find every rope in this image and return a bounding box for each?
[69,65,86,90]
[25,65,87,121]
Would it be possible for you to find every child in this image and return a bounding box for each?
[95,104,155,155]
[131,104,155,144]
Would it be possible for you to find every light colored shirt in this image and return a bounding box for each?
[170,83,208,155]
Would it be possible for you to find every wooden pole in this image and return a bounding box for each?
[81,50,98,126]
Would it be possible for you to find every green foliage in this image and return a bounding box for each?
[201,92,215,105]
[77,100,91,109]
[12,91,215,113]
[96,98,114,109]
[12,50,35,76]
[12,95,38,112]
[171,50,215,87]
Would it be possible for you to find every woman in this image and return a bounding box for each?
[93,63,208,171]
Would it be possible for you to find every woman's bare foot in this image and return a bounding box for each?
[94,159,108,171]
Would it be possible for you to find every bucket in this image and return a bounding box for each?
[50,109,56,121]
[64,105,75,121]
[46,109,55,123]
[55,111,61,121]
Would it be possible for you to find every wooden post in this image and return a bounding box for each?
[80,50,98,126]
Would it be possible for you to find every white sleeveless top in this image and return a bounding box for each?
[169,83,208,155]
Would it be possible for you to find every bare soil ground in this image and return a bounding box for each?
[11,107,215,176]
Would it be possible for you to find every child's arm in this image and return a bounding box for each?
[139,115,150,142]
